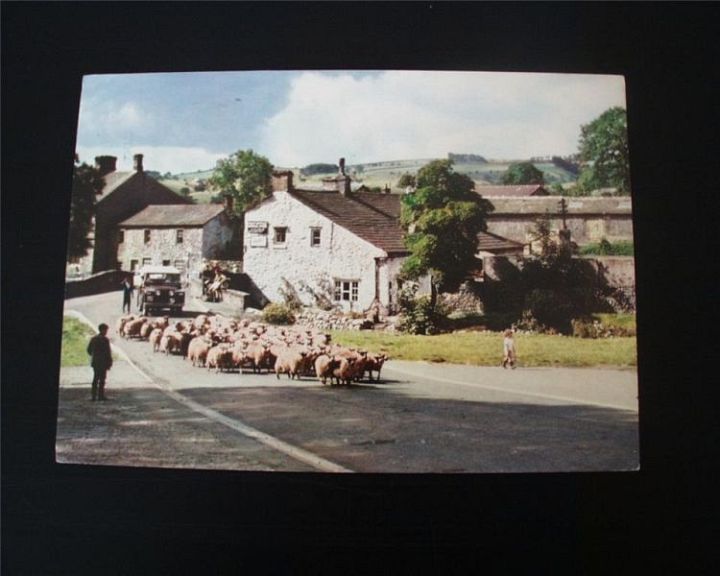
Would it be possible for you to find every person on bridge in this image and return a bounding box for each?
[502,329,517,369]
[87,323,113,401]
[121,278,134,313]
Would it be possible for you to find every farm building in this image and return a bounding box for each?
[68,154,191,276]
[117,204,237,274]
[243,166,414,314]
[242,162,523,314]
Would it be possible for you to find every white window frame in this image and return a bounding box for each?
[334,279,359,302]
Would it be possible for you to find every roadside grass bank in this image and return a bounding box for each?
[61,316,96,367]
[330,329,637,368]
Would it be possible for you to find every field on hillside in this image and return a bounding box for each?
[163,158,578,201]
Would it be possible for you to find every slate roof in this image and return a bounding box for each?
[475,184,549,197]
[289,189,408,254]
[98,171,136,201]
[119,204,226,227]
[476,230,524,253]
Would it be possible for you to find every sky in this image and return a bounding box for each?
[75,70,627,174]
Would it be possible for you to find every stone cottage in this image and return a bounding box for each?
[243,163,414,313]
[117,204,236,274]
[68,154,191,276]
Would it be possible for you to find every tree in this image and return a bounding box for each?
[67,159,103,260]
[208,150,273,215]
[578,106,630,194]
[397,173,416,188]
[502,162,545,185]
[400,160,493,314]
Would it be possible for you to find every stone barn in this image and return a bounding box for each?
[68,154,191,276]
[243,165,413,313]
[117,204,237,275]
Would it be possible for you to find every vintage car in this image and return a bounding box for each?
[137,265,186,316]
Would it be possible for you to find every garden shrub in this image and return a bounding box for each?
[262,303,296,325]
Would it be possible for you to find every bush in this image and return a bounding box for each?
[262,303,296,325]
[580,239,634,256]
[397,284,443,335]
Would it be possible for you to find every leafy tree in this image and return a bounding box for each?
[67,159,103,260]
[397,173,416,188]
[300,163,338,176]
[400,160,493,313]
[578,106,630,194]
[209,150,273,215]
[502,162,545,185]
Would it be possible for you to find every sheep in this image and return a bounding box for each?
[187,336,212,367]
[148,328,163,352]
[364,353,388,382]
[206,344,234,373]
[116,315,134,337]
[139,321,154,340]
[331,356,358,386]
[274,349,307,380]
[159,332,182,355]
[245,342,272,373]
[122,317,147,339]
[314,354,341,385]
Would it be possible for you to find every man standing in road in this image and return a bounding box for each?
[87,323,113,401]
[121,277,134,313]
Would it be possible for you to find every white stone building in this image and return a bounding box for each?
[243,169,412,313]
[117,204,236,275]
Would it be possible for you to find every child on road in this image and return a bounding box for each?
[502,329,517,369]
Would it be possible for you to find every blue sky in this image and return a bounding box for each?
[76,70,627,174]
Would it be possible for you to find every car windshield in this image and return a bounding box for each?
[144,273,180,285]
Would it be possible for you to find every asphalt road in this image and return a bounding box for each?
[57,292,639,473]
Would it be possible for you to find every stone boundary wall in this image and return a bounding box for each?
[295,309,374,331]
[65,270,133,299]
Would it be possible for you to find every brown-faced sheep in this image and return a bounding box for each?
[314,354,341,385]
[274,349,307,380]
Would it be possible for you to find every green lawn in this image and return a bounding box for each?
[330,329,637,368]
[62,316,96,367]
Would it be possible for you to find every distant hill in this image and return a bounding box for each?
[162,155,578,200]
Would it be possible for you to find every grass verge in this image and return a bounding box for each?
[62,316,96,367]
[330,329,637,368]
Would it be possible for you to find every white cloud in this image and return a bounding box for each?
[259,71,627,166]
[75,145,228,174]
[77,98,153,144]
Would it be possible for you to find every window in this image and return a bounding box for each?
[162,259,170,266]
[273,226,287,244]
[142,257,152,266]
[144,229,151,243]
[118,230,125,243]
[130,259,139,271]
[176,229,184,244]
[174,260,186,271]
[310,227,321,247]
[334,280,359,302]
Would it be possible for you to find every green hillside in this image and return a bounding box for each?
[161,156,578,202]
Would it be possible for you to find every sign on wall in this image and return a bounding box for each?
[250,236,268,247]
[247,221,268,234]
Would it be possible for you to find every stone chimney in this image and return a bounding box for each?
[133,153,144,173]
[272,170,294,192]
[94,155,117,176]
[339,157,346,175]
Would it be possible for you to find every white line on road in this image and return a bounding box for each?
[64,310,353,473]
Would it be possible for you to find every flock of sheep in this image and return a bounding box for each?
[115,313,388,386]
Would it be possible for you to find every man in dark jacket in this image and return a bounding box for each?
[87,323,113,401]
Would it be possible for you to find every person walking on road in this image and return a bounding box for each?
[121,278,134,313]
[87,323,113,401]
[502,329,517,369]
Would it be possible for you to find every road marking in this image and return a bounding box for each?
[64,310,353,473]
[384,364,637,412]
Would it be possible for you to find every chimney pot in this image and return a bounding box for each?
[339,158,346,175]
[133,154,144,173]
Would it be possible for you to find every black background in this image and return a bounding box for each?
[2,2,718,573]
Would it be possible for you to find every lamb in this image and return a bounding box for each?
[274,349,307,380]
